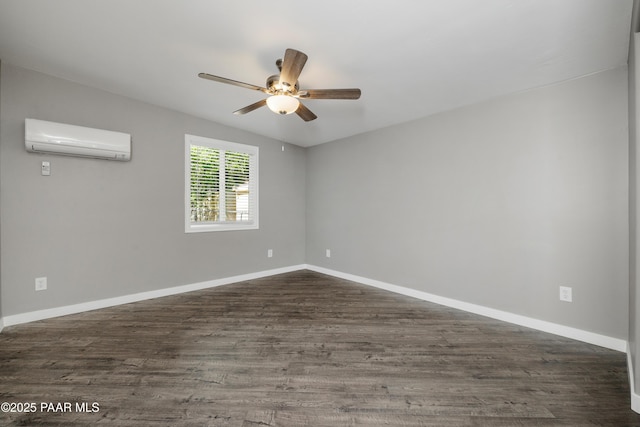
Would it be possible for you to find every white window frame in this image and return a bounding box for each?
[185,134,259,233]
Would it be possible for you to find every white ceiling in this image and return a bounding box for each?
[0,0,633,147]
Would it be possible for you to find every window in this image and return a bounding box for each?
[185,134,258,232]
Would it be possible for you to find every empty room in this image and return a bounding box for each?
[2,0,640,425]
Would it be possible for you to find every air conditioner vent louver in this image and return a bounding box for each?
[25,118,131,161]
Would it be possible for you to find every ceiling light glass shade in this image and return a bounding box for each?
[266,95,299,115]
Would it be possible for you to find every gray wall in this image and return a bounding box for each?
[307,67,629,339]
[0,59,2,323]
[630,0,640,394]
[0,63,306,316]
[0,60,631,345]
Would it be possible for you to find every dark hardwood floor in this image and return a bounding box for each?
[0,270,638,426]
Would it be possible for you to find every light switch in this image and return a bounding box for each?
[41,161,51,176]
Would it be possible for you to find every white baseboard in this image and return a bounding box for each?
[305,264,627,353]
[1,264,306,328]
[627,348,640,413]
[3,263,628,352]
[1,263,636,412]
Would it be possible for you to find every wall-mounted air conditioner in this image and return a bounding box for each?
[25,118,131,161]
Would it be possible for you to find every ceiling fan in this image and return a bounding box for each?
[198,48,361,122]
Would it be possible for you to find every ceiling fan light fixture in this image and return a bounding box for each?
[266,94,299,115]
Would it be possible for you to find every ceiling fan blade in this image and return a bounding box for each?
[233,99,267,115]
[299,88,361,100]
[198,73,268,93]
[279,48,308,89]
[295,102,317,122]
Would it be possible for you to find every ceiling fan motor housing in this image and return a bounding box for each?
[267,74,299,95]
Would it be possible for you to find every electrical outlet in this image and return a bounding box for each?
[326,249,331,258]
[559,286,572,302]
[35,277,47,291]
[267,249,273,258]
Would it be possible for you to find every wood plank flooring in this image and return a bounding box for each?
[0,270,638,426]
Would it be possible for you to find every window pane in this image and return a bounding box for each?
[190,145,220,222]
[225,150,250,221]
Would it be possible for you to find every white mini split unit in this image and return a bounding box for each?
[25,118,131,161]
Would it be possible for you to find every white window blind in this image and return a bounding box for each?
[185,134,258,232]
